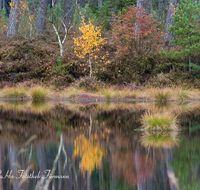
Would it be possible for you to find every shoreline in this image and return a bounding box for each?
[0,97,200,102]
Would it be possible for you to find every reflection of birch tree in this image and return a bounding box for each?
[0,145,4,190]
[73,115,105,176]
[8,135,36,190]
[35,133,68,190]
[8,145,18,190]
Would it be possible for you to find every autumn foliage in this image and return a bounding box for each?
[73,20,106,77]
[110,6,164,58]
[73,134,105,175]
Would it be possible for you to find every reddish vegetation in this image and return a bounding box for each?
[110,6,164,58]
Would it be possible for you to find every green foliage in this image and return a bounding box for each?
[111,0,137,12]
[54,58,65,76]
[161,0,200,70]
[190,63,200,71]
[172,135,200,190]
[169,0,200,50]
[54,65,65,77]
[47,3,64,28]
[0,8,7,25]
[54,119,65,135]
[81,3,112,31]
[57,57,62,64]
[0,8,8,35]
[54,65,64,72]
[78,0,137,31]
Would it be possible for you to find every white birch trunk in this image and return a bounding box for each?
[53,21,70,58]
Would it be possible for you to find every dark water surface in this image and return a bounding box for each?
[0,101,199,190]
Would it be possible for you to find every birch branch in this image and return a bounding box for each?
[76,0,85,24]
[53,23,63,57]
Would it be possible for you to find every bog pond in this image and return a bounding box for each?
[0,100,199,190]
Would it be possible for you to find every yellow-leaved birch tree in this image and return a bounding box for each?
[73,20,106,77]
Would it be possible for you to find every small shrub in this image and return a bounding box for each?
[54,65,65,76]
[140,112,179,130]
[57,57,62,64]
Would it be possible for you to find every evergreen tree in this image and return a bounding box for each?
[164,0,200,72]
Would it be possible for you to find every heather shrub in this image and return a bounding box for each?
[147,70,200,88]
[74,76,104,91]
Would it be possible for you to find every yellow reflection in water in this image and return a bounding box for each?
[73,134,105,175]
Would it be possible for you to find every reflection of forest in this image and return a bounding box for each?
[0,103,199,189]
[109,133,180,190]
[0,103,144,145]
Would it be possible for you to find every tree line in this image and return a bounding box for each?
[1,0,178,41]
[1,0,200,85]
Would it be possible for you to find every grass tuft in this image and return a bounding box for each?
[176,89,191,100]
[62,87,81,98]
[140,112,179,131]
[103,90,111,99]
[29,86,50,100]
[2,87,27,99]
[148,88,172,102]
[101,87,136,100]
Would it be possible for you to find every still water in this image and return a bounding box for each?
[0,101,199,190]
